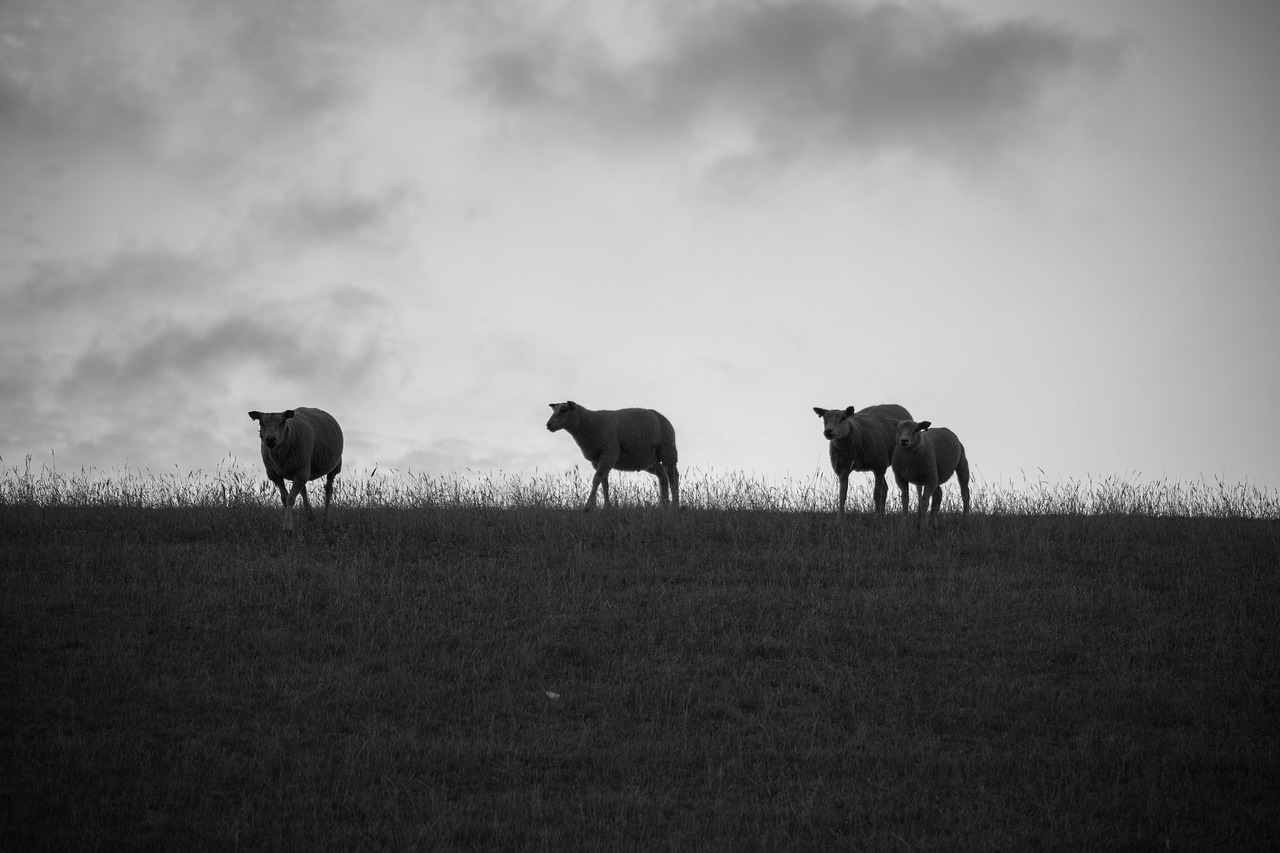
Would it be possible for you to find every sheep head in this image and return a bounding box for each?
[249,409,296,450]
[891,419,931,450]
[546,401,579,433]
[813,406,858,441]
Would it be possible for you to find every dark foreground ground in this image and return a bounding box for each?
[2,504,1277,851]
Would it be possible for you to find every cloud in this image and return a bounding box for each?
[2,248,225,317]
[8,250,395,391]
[470,0,1128,166]
[56,315,304,402]
[255,186,418,245]
[0,0,410,177]
[0,229,405,470]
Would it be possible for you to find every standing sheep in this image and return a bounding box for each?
[812,404,912,519]
[546,401,679,512]
[889,419,970,529]
[248,407,344,532]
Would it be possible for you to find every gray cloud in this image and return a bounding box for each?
[0,0,401,176]
[44,277,395,397]
[9,303,397,470]
[57,315,303,402]
[471,0,1128,164]
[0,236,402,470]
[2,248,225,316]
[257,186,417,244]
[0,1,547,473]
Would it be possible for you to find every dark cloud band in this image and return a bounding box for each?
[471,1,1128,164]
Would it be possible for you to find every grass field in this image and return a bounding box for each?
[2,458,1278,851]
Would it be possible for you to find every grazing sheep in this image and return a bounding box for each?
[248,407,344,531]
[812,404,912,519]
[546,401,679,512]
[889,419,971,529]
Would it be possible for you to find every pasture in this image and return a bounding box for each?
[2,459,1278,851]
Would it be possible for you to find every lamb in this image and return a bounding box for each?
[546,401,679,512]
[248,407,344,531]
[812,404,912,519]
[889,419,971,529]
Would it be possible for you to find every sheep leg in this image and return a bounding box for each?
[659,445,680,510]
[837,472,849,520]
[598,471,611,510]
[298,483,316,521]
[323,472,337,522]
[929,485,944,527]
[586,464,612,512]
[872,471,889,516]
[589,454,620,512]
[269,475,289,507]
[894,474,910,516]
[956,455,971,515]
[916,484,939,530]
[281,480,310,532]
[650,464,671,507]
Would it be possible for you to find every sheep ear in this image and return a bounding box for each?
[548,403,558,410]
[248,411,262,421]
[283,410,296,421]
[919,421,931,431]
[565,401,577,410]
[813,407,827,418]
[843,406,856,418]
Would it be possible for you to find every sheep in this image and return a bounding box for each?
[546,401,679,512]
[812,404,912,519]
[248,407,344,531]
[889,419,970,529]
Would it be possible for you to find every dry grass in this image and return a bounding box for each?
[4,453,1277,517]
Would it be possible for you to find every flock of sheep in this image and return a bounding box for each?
[247,401,970,531]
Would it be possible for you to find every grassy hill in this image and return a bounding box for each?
[2,464,1277,850]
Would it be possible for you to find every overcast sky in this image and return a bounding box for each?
[2,0,1278,494]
